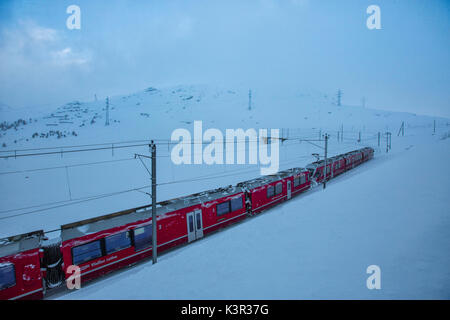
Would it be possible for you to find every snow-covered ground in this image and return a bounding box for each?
[56,128,450,299]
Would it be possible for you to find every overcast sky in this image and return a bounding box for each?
[0,0,449,117]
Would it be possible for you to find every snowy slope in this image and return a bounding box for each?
[56,131,450,299]
[1,84,447,148]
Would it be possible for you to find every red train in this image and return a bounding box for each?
[0,147,374,300]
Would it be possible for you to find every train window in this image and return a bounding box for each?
[293,177,300,187]
[196,212,201,230]
[230,197,243,212]
[188,215,194,232]
[0,263,16,290]
[105,231,131,255]
[217,201,230,216]
[300,175,306,185]
[72,240,103,265]
[134,225,152,251]
[275,183,283,195]
[267,185,274,198]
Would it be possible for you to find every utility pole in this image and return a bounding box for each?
[378,132,380,147]
[248,89,252,111]
[386,133,389,153]
[337,89,342,106]
[397,121,404,136]
[358,131,361,143]
[433,120,436,135]
[134,145,157,263]
[385,132,391,153]
[105,97,110,126]
[389,132,392,150]
[337,131,340,142]
[150,141,157,264]
[323,133,329,190]
[341,124,343,142]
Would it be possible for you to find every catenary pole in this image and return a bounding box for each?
[386,133,389,153]
[323,133,328,190]
[151,141,157,264]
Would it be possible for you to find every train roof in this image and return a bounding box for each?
[237,167,306,189]
[0,230,44,258]
[61,185,244,241]
[306,149,367,169]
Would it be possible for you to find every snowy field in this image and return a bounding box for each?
[56,127,450,299]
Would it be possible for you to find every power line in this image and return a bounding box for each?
[156,154,316,187]
[0,135,319,154]
[0,143,151,159]
[0,157,137,175]
[0,136,323,159]
[0,153,318,219]
[0,184,152,221]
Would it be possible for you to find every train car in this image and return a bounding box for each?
[201,186,247,233]
[238,168,310,214]
[362,147,374,162]
[343,151,357,171]
[0,231,45,300]
[59,186,246,284]
[277,168,311,199]
[354,151,363,166]
[306,159,332,183]
[331,156,346,177]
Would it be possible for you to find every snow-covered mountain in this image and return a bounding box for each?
[1,84,447,149]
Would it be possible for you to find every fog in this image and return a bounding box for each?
[0,0,449,117]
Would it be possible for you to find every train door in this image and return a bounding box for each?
[194,210,204,239]
[186,210,204,243]
[287,180,292,200]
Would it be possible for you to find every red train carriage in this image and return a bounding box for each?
[362,147,374,162]
[343,152,354,171]
[59,186,247,284]
[0,231,44,300]
[343,151,359,171]
[286,168,311,198]
[238,167,310,214]
[342,148,372,171]
[306,160,332,183]
[331,156,346,177]
[354,151,363,166]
